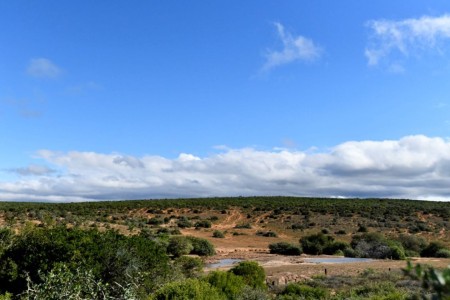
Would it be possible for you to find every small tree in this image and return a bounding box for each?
[151,278,225,300]
[230,261,266,290]
[167,236,193,257]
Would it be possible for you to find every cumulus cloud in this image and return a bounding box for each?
[27,58,62,78]
[262,23,322,72]
[365,14,450,67]
[1,135,450,202]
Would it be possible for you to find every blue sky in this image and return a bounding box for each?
[2,1,450,201]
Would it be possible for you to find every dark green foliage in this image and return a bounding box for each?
[435,248,450,258]
[174,256,204,278]
[357,224,368,232]
[186,236,216,256]
[269,242,302,255]
[206,271,246,300]
[148,217,164,225]
[0,226,171,296]
[151,278,225,300]
[230,261,266,290]
[213,230,225,238]
[350,233,406,260]
[396,234,428,256]
[279,283,329,300]
[177,216,193,228]
[167,236,194,257]
[234,223,252,229]
[404,261,450,299]
[256,231,278,237]
[195,220,212,228]
[300,233,348,255]
[21,263,118,299]
[421,241,448,258]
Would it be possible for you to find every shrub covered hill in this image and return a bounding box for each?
[0,196,449,299]
[1,197,448,247]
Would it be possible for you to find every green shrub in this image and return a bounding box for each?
[350,233,406,259]
[300,233,341,255]
[167,236,194,257]
[195,220,212,228]
[213,230,225,238]
[435,248,450,258]
[148,217,164,225]
[421,241,447,258]
[396,234,427,254]
[174,256,204,278]
[151,278,225,300]
[256,231,278,237]
[234,223,252,229]
[279,283,329,300]
[230,261,266,290]
[177,217,193,228]
[187,236,216,256]
[269,242,302,255]
[206,271,246,300]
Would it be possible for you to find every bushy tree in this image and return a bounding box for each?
[350,233,406,260]
[167,236,194,258]
[230,261,266,290]
[151,278,225,300]
[269,242,302,255]
[0,226,171,297]
[187,236,216,256]
[174,256,204,278]
[206,271,246,300]
[278,283,329,300]
[421,242,448,258]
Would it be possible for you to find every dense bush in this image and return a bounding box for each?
[187,236,216,256]
[269,242,302,255]
[0,226,171,297]
[213,230,225,238]
[167,236,194,257]
[174,256,204,278]
[206,271,246,300]
[151,278,225,300]
[278,283,329,300]
[230,261,266,290]
[300,233,348,255]
[256,231,278,237]
[195,220,212,228]
[177,216,193,228]
[396,234,427,256]
[350,233,406,260]
[421,241,449,258]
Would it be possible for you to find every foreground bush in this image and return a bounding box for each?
[0,226,171,297]
[230,261,266,290]
[151,278,225,300]
[277,283,329,300]
[206,271,246,300]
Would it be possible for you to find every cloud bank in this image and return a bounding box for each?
[1,135,450,202]
[365,14,450,67]
[27,58,62,78]
[262,23,322,72]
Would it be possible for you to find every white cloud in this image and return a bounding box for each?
[365,14,450,67]
[262,23,322,72]
[27,58,62,78]
[1,135,450,202]
[8,164,55,176]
